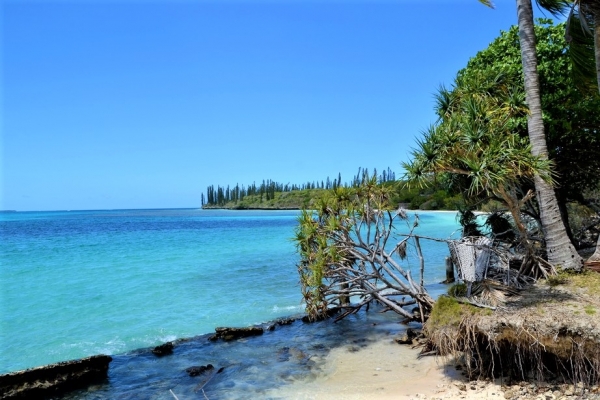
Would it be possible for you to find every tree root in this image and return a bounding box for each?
[426,314,600,386]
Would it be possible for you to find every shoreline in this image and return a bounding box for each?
[1,310,446,399]
[267,335,600,399]
[6,305,598,399]
[266,338,505,400]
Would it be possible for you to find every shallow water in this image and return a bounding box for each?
[62,302,443,400]
[1,208,461,395]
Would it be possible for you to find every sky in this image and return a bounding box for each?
[1,0,556,211]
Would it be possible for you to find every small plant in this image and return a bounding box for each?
[584,305,597,315]
[546,272,570,286]
[448,283,468,297]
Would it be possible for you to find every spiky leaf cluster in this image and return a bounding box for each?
[403,72,553,202]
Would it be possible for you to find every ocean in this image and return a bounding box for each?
[0,208,461,398]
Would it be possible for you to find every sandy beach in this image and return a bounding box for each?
[267,339,506,400]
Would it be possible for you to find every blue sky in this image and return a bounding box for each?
[2,0,552,211]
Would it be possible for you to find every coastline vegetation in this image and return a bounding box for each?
[290,15,600,390]
[200,14,600,393]
[202,167,464,211]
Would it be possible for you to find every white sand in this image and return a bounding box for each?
[266,339,506,399]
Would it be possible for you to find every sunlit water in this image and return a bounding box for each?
[0,208,461,397]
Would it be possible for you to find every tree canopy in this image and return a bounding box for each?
[456,19,600,204]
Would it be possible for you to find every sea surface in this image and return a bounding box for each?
[0,208,461,397]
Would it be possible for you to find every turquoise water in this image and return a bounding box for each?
[0,209,461,376]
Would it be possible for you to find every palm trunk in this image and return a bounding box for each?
[591,16,600,258]
[590,240,600,262]
[516,0,583,271]
[594,11,600,94]
[587,7,600,262]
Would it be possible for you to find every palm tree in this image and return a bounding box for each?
[516,0,583,270]
[480,0,584,270]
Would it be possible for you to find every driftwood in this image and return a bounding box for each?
[330,209,437,322]
[296,190,438,322]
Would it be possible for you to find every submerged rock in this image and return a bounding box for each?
[185,364,214,377]
[209,326,264,341]
[152,342,174,357]
[275,317,298,326]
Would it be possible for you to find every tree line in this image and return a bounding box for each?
[202,167,397,207]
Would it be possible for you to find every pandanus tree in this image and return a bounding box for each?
[294,178,435,322]
[456,18,600,260]
[404,72,555,277]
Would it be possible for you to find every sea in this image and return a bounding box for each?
[0,208,462,398]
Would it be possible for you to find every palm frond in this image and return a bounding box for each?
[565,9,598,93]
[470,279,520,307]
[536,0,570,17]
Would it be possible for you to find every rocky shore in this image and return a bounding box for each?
[0,355,111,399]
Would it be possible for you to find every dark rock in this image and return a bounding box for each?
[394,333,413,345]
[185,364,214,377]
[275,317,298,326]
[406,328,422,339]
[212,326,264,341]
[152,342,174,356]
[395,328,423,345]
[0,355,112,399]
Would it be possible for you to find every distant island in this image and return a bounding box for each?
[201,167,464,211]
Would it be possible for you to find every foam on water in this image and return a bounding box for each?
[0,208,461,377]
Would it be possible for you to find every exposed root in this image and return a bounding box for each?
[428,314,600,386]
[426,280,600,387]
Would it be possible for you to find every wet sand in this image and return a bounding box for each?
[267,339,505,399]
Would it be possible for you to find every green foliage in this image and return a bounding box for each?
[403,71,552,236]
[448,283,468,297]
[484,212,517,242]
[203,168,398,209]
[391,179,463,211]
[427,296,485,329]
[457,19,600,202]
[567,269,600,293]
[545,271,571,286]
[404,69,553,198]
[458,207,483,237]
[404,19,600,247]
